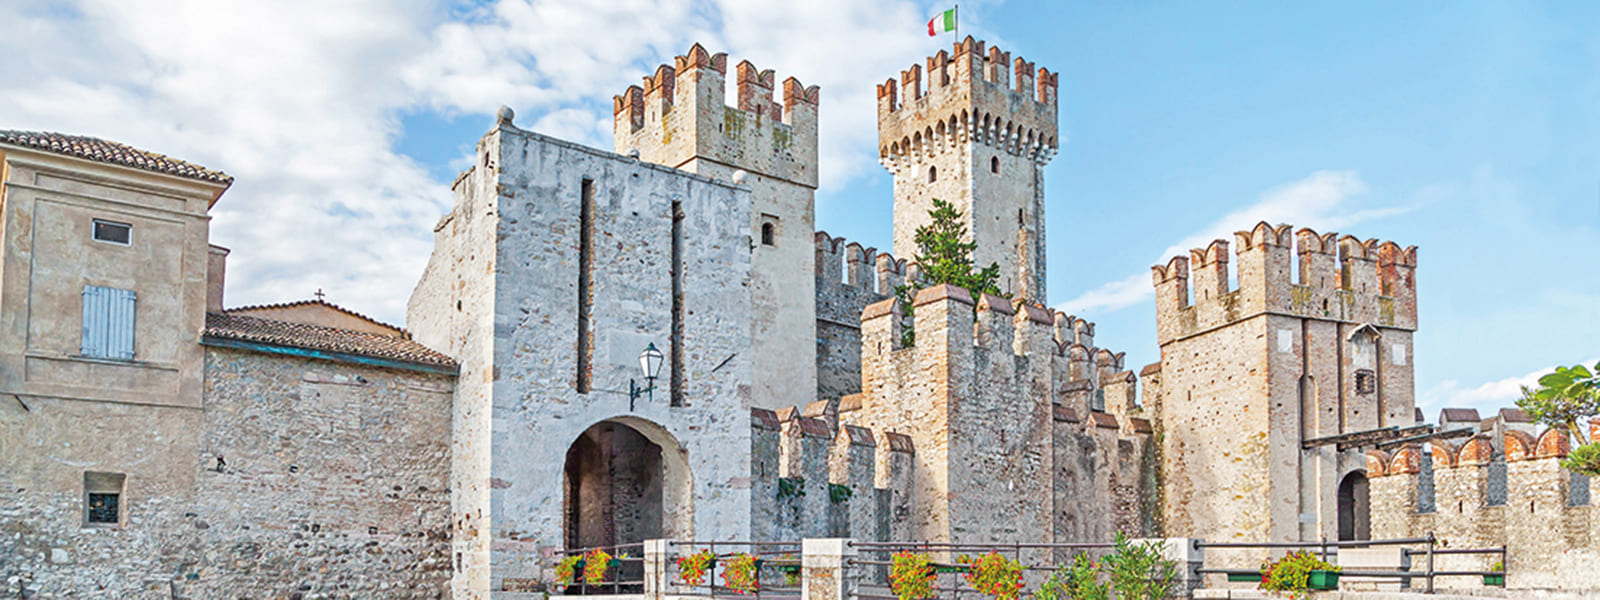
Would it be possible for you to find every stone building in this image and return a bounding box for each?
[1148,224,1419,547]
[1,131,457,598]
[6,34,1599,600]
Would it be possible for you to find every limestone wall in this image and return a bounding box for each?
[616,43,819,411]
[814,232,899,402]
[1370,422,1598,593]
[0,347,454,598]
[410,120,757,597]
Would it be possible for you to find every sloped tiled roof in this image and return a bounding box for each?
[204,312,455,372]
[0,130,232,185]
[225,298,405,336]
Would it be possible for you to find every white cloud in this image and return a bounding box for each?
[1417,358,1598,418]
[0,0,958,324]
[1055,170,1413,315]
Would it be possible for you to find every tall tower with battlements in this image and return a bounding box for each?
[1148,222,1418,548]
[877,37,1058,301]
[615,44,821,410]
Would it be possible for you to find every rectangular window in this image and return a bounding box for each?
[81,285,136,360]
[92,219,132,245]
[84,471,125,526]
[576,178,594,393]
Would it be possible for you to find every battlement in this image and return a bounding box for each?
[814,230,910,296]
[748,406,915,540]
[876,37,1058,167]
[1153,222,1418,344]
[615,43,819,187]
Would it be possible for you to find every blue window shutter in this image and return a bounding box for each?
[81,285,136,359]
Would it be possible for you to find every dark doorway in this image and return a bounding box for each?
[1337,470,1371,541]
[563,421,665,550]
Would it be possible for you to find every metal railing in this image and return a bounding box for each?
[1195,533,1508,593]
[847,541,1122,600]
[557,542,647,595]
[663,540,804,599]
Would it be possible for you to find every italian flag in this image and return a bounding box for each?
[928,8,956,36]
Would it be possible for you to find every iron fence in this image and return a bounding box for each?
[846,540,1123,600]
[556,542,647,595]
[663,540,805,599]
[1194,532,1508,593]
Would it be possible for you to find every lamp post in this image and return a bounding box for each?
[629,343,664,411]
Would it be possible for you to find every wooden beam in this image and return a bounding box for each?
[1301,424,1436,451]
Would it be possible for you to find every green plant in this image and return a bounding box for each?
[1490,559,1504,572]
[554,554,583,586]
[778,477,805,499]
[1101,533,1178,600]
[895,199,1005,346]
[829,483,853,504]
[582,549,613,585]
[1516,361,1600,476]
[959,552,1025,600]
[677,550,715,587]
[888,552,937,600]
[1035,553,1108,600]
[721,552,761,595]
[1259,550,1339,600]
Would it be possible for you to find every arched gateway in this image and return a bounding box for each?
[562,417,693,550]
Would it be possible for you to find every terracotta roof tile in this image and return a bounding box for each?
[0,130,231,184]
[204,312,455,371]
[225,298,404,336]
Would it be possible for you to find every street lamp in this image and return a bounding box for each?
[629,343,664,411]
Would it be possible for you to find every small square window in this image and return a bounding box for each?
[84,471,125,526]
[93,220,131,245]
[87,493,120,524]
[1355,369,1376,395]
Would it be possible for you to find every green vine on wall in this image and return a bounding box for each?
[777,477,805,499]
[828,483,853,504]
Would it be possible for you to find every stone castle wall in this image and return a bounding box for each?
[1,348,453,599]
[1153,223,1419,550]
[409,120,757,598]
[813,231,904,402]
[1370,420,1598,592]
[617,44,820,411]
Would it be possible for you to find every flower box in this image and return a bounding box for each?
[1227,572,1260,582]
[933,564,971,574]
[1483,574,1504,586]
[1308,570,1340,590]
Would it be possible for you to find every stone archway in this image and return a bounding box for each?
[1337,470,1371,541]
[562,417,692,550]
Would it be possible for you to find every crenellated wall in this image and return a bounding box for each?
[1152,222,1419,550]
[616,43,820,411]
[814,231,907,402]
[747,406,914,544]
[839,285,1154,545]
[1369,415,1597,592]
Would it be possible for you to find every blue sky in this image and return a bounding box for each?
[4,1,1594,415]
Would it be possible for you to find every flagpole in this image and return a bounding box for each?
[955,4,959,40]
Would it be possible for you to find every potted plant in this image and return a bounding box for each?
[773,552,803,586]
[555,553,584,587]
[889,552,937,600]
[721,552,761,595]
[959,552,1026,600]
[1101,534,1179,600]
[677,549,715,587]
[1034,553,1108,600]
[1484,560,1505,587]
[1259,550,1341,599]
[582,549,614,585]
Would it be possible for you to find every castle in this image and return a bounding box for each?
[2,39,1595,600]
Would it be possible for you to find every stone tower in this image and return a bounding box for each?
[877,37,1058,301]
[1148,222,1418,546]
[615,44,820,411]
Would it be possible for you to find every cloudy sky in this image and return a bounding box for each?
[4,1,1595,417]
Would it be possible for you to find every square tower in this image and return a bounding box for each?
[1150,222,1419,546]
[878,37,1058,301]
[616,43,820,410]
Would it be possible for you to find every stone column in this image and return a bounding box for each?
[643,539,670,599]
[802,538,858,600]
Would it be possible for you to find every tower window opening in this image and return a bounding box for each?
[991,156,999,174]
[928,166,937,183]
[761,223,776,246]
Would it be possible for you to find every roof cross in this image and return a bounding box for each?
[314,288,326,302]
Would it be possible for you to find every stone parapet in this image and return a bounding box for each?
[877,37,1058,166]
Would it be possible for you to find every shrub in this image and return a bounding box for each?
[554,554,583,586]
[582,549,613,585]
[1259,550,1339,600]
[1035,553,1108,600]
[889,552,937,600]
[1101,533,1178,600]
